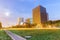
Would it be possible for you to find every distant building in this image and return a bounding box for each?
[32,5,48,28]
[18,17,20,25]
[25,18,31,23]
[17,17,24,25]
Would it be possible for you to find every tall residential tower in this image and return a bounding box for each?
[32,5,48,28]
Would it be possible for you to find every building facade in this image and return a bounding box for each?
[17,17,24,25]
[25,18,31,23]
[32,5,48,27]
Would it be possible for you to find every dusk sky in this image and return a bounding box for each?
[0,0,60,27]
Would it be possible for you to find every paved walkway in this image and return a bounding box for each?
[5,30,26,40]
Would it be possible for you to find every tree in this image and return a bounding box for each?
[0,22,2,29]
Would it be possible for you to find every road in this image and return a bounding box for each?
[5,30,26,40]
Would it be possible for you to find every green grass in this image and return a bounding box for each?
[11,29,60,40]
[0,30,12,40]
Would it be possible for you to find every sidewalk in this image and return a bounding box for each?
[5,30,26,40]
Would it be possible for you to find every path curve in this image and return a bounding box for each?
[5,30,26,40]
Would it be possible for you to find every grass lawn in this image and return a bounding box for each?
[11,29,60,40]
[0,30,12,40]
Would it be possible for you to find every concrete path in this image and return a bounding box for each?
[5,30,26,40]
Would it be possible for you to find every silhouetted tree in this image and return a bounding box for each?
[0,22,2,29]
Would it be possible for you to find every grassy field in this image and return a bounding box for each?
[0,30,12,40]
[11,29,60,40]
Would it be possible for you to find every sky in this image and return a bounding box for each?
[0,0,60,27]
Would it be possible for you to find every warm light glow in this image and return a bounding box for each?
[20,22,23,25]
